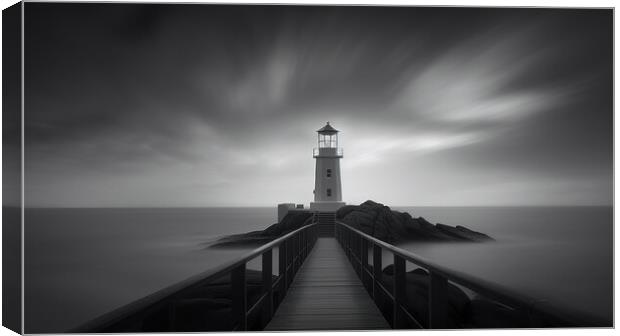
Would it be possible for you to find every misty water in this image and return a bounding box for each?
[24,206,612,332]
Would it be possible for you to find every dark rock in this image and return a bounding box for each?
[335,205,357,218]
[210,200,492,248]
[464,298,524,328]
[337,200,493,243]
[138,269,276,332]
[210,211,313,248]
[379,266,536,329]
[455,225,494,242]
[378,266,471,328]
[435,224,494,242]
[171,298,233,331]
[262,212,314,236]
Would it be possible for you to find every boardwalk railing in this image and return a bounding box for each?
[335,221,605,329]
[73,224,318,333]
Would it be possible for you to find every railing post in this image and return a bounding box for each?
[353,233,357,263]
[349,229,353,259]
[373,244,382,303]
[312,225,317,247]
[352,231,356,260]
[429,272,448,329]
[286,239,292,287]
[354,232,359,261]
[338,224,341,242]
[291,234,295,273]
[351,231,356,258]
[361,238,368,290]
[347,229,352,259]
[334,224,338,242]
[299,231,303,260]
[316,223,319,242]
[393,255,406,329]
[343,228,347,255]
[355,235,364,274]
[297,232,300,266]
[304,230,308,258]
[296,232,301,269]
[297,231,302,262]
[302,230,306,259]
[299,232,303,264]
[279,242,287,293]
[231,263,247,331]
[261,250,273,328]
[293,234,297,272]
[337,225,341,243]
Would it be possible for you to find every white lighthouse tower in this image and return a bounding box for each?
[310,122,346,212]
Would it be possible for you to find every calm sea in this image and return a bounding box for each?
[24,206,612,332]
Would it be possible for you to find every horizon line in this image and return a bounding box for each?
[8,204,614,209]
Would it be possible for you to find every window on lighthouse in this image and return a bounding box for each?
[326,169,332,178]
[319,134,338,148]
[327,189,332,197]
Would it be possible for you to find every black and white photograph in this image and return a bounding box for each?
[1,1,614,334]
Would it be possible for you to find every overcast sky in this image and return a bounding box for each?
[21,4,612,207]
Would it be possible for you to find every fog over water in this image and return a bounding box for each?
[25,206,612,333]
[395,206,613,324]
[25,208,273,333]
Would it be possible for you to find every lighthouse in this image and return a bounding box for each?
[310,122,346,212]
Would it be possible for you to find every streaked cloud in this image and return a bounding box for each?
[21,5,612,207]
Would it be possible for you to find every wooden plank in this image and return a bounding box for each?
[265,238,390,331]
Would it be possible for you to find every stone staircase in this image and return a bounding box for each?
[315,212,336,237]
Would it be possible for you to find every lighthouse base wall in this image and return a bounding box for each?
[310,201,346,212]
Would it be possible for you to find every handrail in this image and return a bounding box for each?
[335,221,606,329]
[73,223,319,332]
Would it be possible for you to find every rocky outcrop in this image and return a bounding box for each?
[377,265,524,329]
[210,211,313,248]
[337,200,493,244]
[378,266,470,328]
[136,269,279,332]
[210,201,492,248]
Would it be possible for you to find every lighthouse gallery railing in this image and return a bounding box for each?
[335,221,606,329]
[72,223,319,332]
[313,147,343,157]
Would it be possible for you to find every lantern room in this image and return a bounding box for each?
[314,122,343,158]
[317,122,339,148]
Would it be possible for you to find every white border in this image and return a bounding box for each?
[0,1,615,336]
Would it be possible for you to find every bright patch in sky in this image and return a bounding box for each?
[21,5,612,207]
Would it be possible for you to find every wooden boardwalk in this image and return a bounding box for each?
[265,237,390,330]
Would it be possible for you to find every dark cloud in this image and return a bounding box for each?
[23,4,612,206]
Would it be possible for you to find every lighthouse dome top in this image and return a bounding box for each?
[317,122,339,134]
